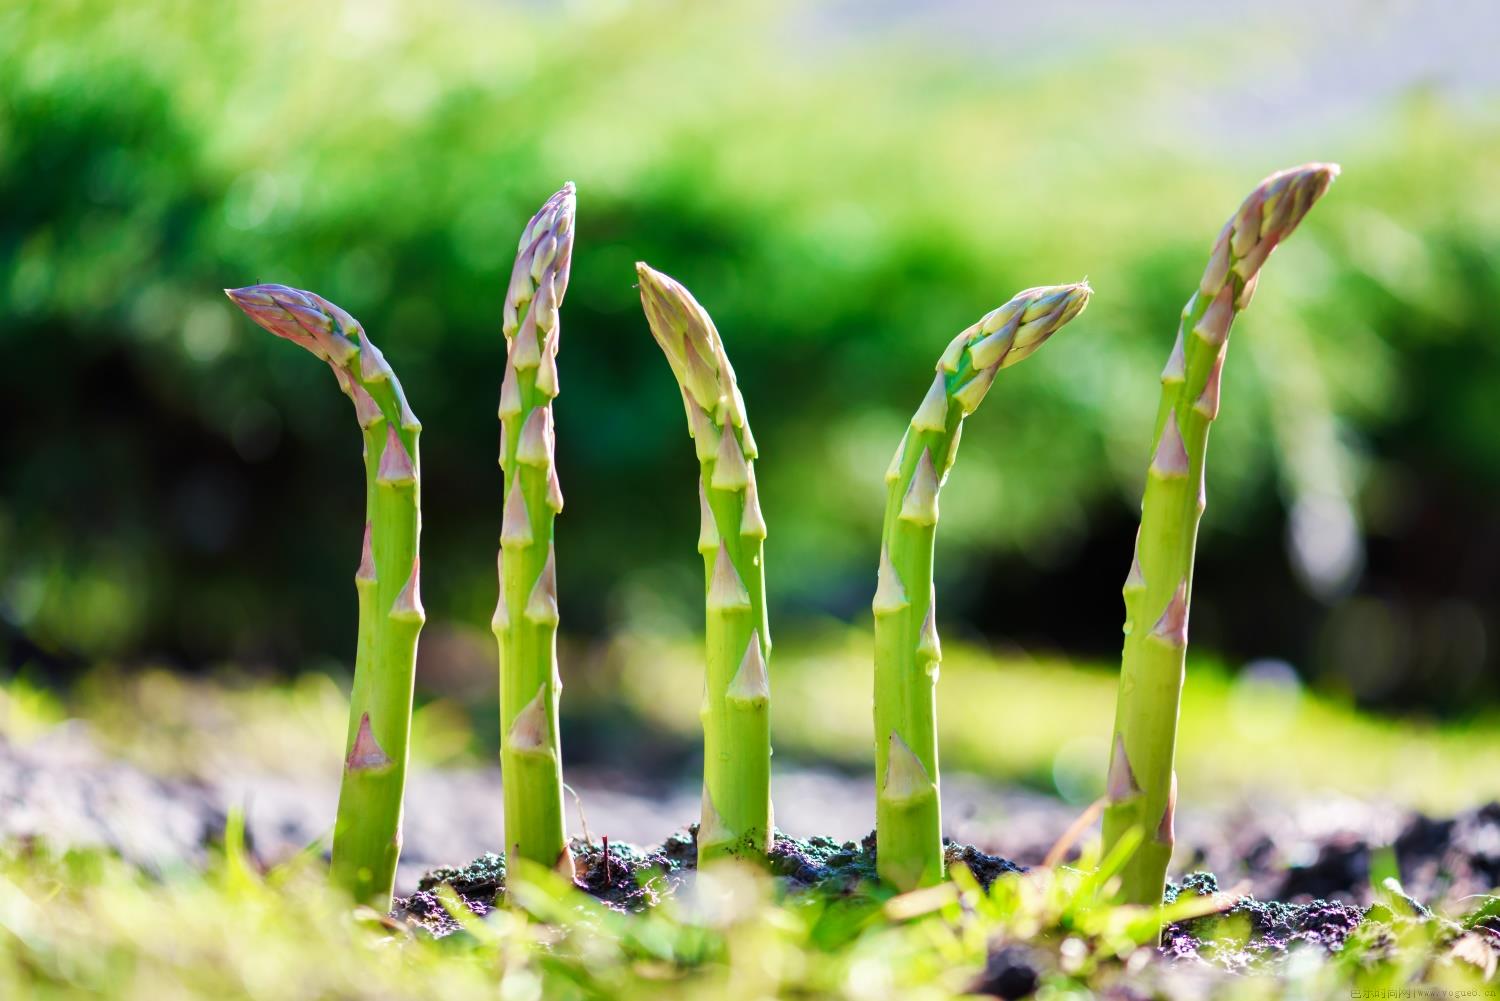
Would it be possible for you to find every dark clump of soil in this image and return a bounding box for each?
[571,838,680,910]
[395,828,1026,934]
[1163,872,1374,969]
[971,943,1043,999]
[945,841,1028,889]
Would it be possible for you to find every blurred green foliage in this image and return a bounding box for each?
[2,0,1498,708]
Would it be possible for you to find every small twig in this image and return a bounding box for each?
[563,782,593,848]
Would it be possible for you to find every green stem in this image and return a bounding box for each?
[1103,163,1340,917]
[874,282,1092,890]
[226,284,425,910]
[497,184,576,880]
[637,263,772,864]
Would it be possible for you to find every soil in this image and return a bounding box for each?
[397,829,1025,931]
[394,819,1495,978]
[5,725,1499,973]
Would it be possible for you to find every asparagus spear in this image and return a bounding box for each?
[875,282,1092,891]
[636,263,772,864]
[225,283,423,910]
[1102,163,1339,912]
[496,183,576,879]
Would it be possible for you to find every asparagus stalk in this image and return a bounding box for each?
[496,183,576,879]
[874,282,1092,891]
[636,263,772,864]
[1102,163,1340,911]
[225,283,424,910]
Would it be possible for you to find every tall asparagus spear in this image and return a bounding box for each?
[875,282,1092,891]
[636,263,772,864]
[225,284,423,910]
[496,184,576,879]
[1102,163,1339,912]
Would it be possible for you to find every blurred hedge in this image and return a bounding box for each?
[2,0,1498,709]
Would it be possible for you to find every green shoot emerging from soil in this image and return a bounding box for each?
[636,262,773,865]
[874,282,1092,891]
[225,284,424,910]
[496,184,576,881]
[1102,163,1340,918]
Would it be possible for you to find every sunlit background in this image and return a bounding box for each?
[3,0,1500,814]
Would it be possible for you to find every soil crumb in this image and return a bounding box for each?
[395,828,1026,934]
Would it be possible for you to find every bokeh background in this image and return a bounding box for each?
[4,0,1500,806]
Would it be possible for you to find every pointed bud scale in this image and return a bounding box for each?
[1230,191,1264,259]
[1236,271,1260,310]
[710,423,750,491]
[697,480,719,553]
[350,381,384,429]
[698,784,732,847]
[1106,734,1139,803]
[910,373,949,432]
[687,402,720,463]
[501,478,534,549]
[1199,227,1233,298]
[726,632,770,705]
[706,546,751,612]
[1123,552,1145,593]
[952,365,997,415]
[899,448,940,525]
[530,234,558,284]
[390,557,424,622]
[1192,285,1235,348]
[516,407,552,466]
[740,476,767,540]
[1158,771,1178,845]
[738,419,758,460]
[497,361,521,420]
[356,329,390,383]
[534,344,560,398]
[396,388,421,432]
[507,686,552,756]
[1234,235,1277,282]
[941,422,963,483]
[885,431,907,484]
[1150,579,1189,647]
[1160,330,1186,384]
[1194,348,1225,419]
[491,552,509,633]
[679,334,722,416]
[356,523,376,584]
[346,712,393,771]
[511,318,542,370]
[545,465,564,513]
[872,544,909,615]
[968,328,1013,371]
[1150,410,1190,479]
[916,600,942,663]
[525,545,560,625]
[377,425,416,485]
[979,299,1023,337]
[881,731,934,804]
[936,330,969,373]
[532,277,560,336]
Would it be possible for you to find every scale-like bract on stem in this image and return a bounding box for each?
[637,263,772,864]
[497,184,576,880]
[226,283,424,910]
[875,282,1092,891]
[1102,163,1339,917]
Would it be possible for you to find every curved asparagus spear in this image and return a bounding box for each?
[497,184,576,879]
[875,282,1092,891]
[225,283,423,910]
[1102,163,1339,911]
[636,263,772,864]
